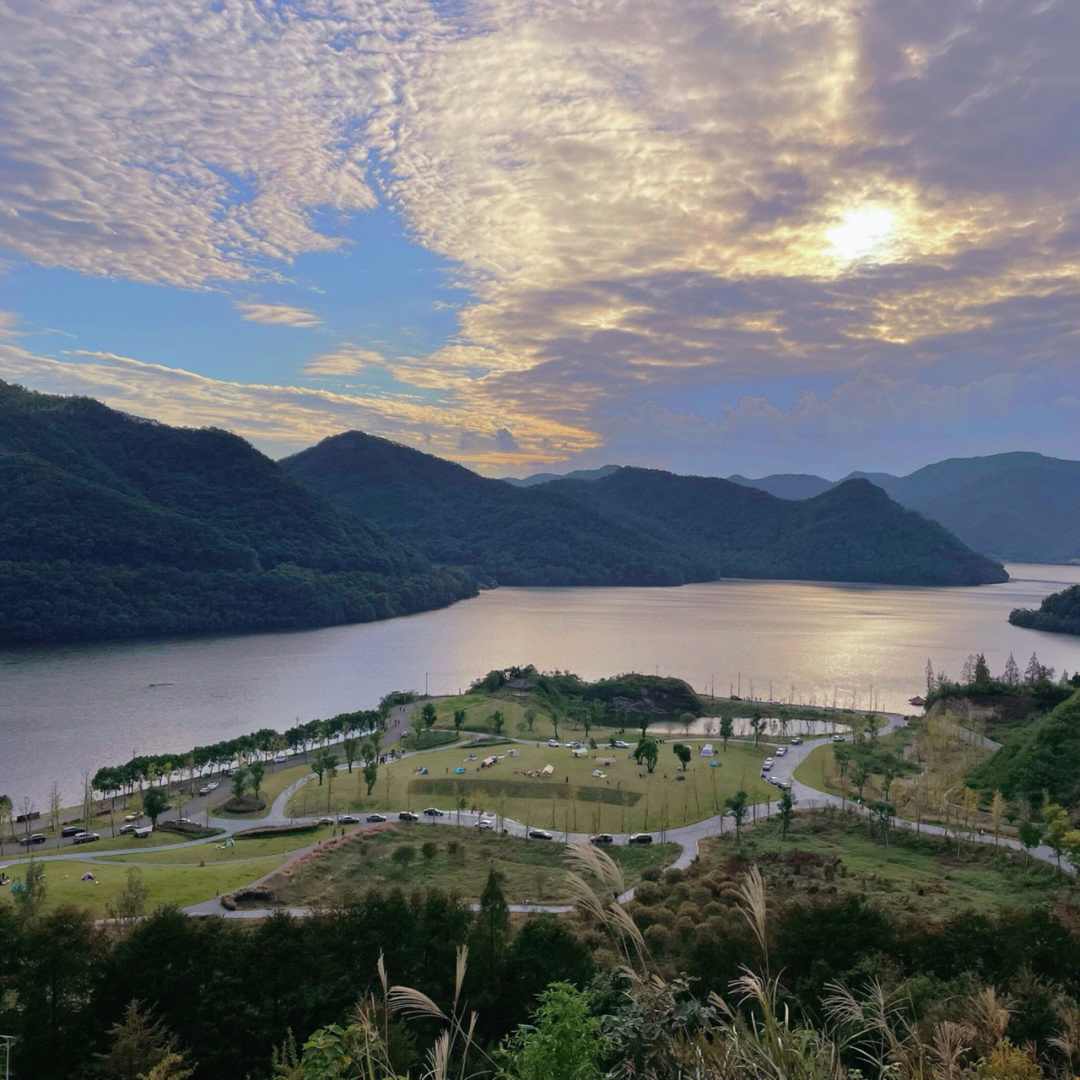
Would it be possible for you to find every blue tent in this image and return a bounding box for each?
[454,766,466,774]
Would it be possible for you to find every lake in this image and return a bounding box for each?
[3,563,1080,806]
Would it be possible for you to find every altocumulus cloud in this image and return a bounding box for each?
[234,303,321,328]
[0,0,1077,472]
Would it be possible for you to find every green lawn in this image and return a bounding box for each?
[704,812,1065,920]
[0,855,286,918]
[265,826,680,907]
[100,825,341,865]
[287,740,774,832]
[1,827,190,861]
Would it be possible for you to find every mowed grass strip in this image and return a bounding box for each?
[0,855,286,918]
[410,777,640,806]
[266,826,679,908]
[100,825,341,865]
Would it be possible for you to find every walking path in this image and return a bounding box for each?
[3,709,1073,920]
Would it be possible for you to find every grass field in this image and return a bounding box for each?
[0,854,286,918]
[0,826,199,861]
[100,825,342,865]
[287,740,774,832]
[265,825,680,907]
[704,811,1065,920]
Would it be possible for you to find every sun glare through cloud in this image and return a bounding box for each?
[826,205,897,265]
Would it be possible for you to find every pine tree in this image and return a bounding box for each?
[1003,653,1020,686]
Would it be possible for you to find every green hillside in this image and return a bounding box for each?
[0,382,476,644]
[1010,583,1080,636]
[283,432,1007,587]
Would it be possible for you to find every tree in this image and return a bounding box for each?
[865,713,881,745]
[1003,652,1020,686]
[633,737,659,774]
[0,793,11,850]
[94,1000,188,1080]
[363,758,378,797]
[926,657,935,695]
[990,790,1006,845]
[311,749,334,786]
[719,715,734,752]
[142,787,168,827]
[341,737,358,774]
[230,769,249,801]
[778,788,794,838]
[750,711,765,746]
[725,790,749,843]
[524,709,536,732]
[551,711,561,741]
[1043,803,1071,868]
[248,760,265,800]
[499,982,602,1080]
[48,782,61,836]
[1018,819,1043,864]
[679,711,695,736]
[391,845,416,869]
[107,866,150,925]
[421,840,438,861]
[974,653,990,684]
[473,868,509,979]
[14,859,46,922]
[420,702,438,730]
[672,743,691,771]
[850,752,871,802]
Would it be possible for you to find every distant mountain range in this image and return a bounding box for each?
[727,454,1080,564]
[283,431,1006,589]
[517,452,1080,565]
[0,382,475,644]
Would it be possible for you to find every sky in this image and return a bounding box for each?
[0,0,1077,479]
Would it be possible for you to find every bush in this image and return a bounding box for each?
[421,841,438,861]
[391,845,416,867]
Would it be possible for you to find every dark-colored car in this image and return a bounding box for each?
[528,829,553,840]
[61,825,86,837]
[339,814,359,824]
[422,807,445,817]
[72,831,100,844]
[18,832,47,846]
[366,814,387,823]
[590,833,614,845]
[398,811,419,822]
[628,833,653,844]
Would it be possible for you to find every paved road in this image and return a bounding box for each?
[4,708,1074,919]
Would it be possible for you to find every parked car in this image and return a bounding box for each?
[123,812,141,822]
[528,829,553,840]
[398,811,418,822]
[567,741,583,750]
[339,814,359,824]
[832,734,846,742]
[365,814,387,823]
[274,753,289,764]
[118,822,138,834]
[477,816,496,830]
[612,740,630,749]
[18,833,47,846]
[72,831,100,844]
[206,781,220,790]
[547,739,560,747]
[316,816,334,826]
[791,737,804,745]
[590,833,614,845]
[61,825,86,837]
[198,785,213,796]
[628,833,653,844]
[775,746,788,757]
[423,807,445,817]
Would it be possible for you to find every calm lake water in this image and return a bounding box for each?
[3,563,1080,806]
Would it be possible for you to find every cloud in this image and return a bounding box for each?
[0,311,18,338]
[0,344,600,465]
[303,345,385,377]
[234,302,321,328]
[1,0,1077,471]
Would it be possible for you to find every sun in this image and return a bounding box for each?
[826,205,897,264]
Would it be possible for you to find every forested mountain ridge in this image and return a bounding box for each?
[728,452,1080,564]
[0,382,476,644]
[282,431,1008,587]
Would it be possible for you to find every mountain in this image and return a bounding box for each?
[0,382,476,644]
[506,464,622,487]
[282,432,1007,588]
[1009,583,1080,636]
[727,472,834,500]
[732,453,1080,564]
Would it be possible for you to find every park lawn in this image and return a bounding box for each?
[0,854,286,918]
[265,825,680,907]
[705,812,1066,921]
[211,760,313,819]
[794,744,838,795]
[1,827,186,862]
[287,740,774,832]
[99,825,342,864]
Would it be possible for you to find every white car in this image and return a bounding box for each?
[547,739,560,747]
[612,740,630,749]
[477,817,496,830]
[775,746,787,757]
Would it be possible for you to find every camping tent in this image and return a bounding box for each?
[541,764,554,776]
